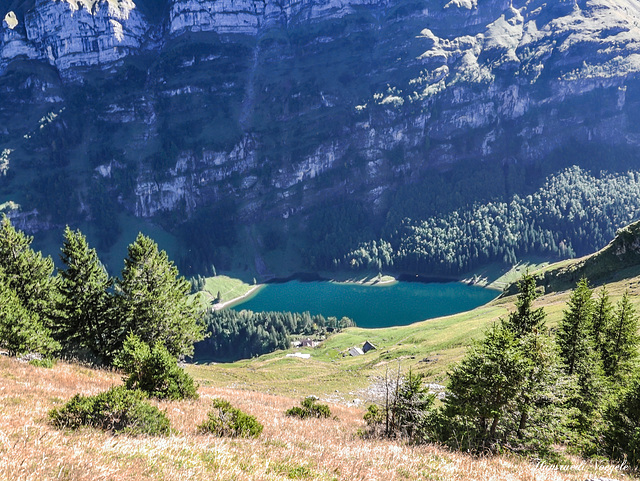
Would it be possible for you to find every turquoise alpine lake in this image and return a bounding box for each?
[230,280,498,328]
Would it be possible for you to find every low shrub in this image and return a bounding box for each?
[29,357,56,368]
[285,396,332,419]
[48,386,171,435]
[198,398,263,438]
[364,403,385,425]
[114,333,198,401]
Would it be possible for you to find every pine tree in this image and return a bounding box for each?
[445,324,527,448]
[512,329,559,441]
[57,227,116,363]
[602,372,640,469]
[502,272,546,337]
[602,291,640,380]
[500,273,556,443]
[591,286,614,363]
[556,278,607,436]
[557,278,594,376]
[0,268,59,356]
[116,233,205,358]
[0,215,57,328]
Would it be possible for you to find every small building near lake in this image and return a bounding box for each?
[362,340,377,353]
[348,347,364,357]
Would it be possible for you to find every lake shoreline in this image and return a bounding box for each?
[226,277,499,328]
[212,285,262,310]
[264,271,486,287]
[211,269,502,312]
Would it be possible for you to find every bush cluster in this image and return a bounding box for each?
[28,358,56,369]
[285,397,332,419]
[198,398,263,438]
[48,386,171,436]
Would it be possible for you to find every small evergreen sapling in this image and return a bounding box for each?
[114,333,198,401]
[362,370,435,442]
[198,398,263,438]
[502,272,545,337]
[285,397,332,419]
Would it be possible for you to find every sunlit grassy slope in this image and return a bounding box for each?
[201,275,257,305]
[1,355,635,481]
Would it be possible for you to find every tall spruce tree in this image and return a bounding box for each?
[512,328,559,442]
[602,291,639,381]
[0,215,57,328]
[556,278,607,436]
[557,277,594,376]
[501,272,557,444]
[116,233,205,358]
[591,286,615,363]
[57,227,116,363]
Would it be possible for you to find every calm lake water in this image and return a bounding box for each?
[231,280,498,328]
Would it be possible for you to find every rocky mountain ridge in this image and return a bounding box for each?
[1,0,395,72]
[2,0,640,273]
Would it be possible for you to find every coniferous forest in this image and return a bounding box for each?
[337,167,640,274]
[0,215,204,363]
[196,310,355,361]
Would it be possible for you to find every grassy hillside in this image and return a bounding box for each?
[0,355,634,481]
[504,219,640,294]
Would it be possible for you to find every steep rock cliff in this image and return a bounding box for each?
[168,0,391,35]
[1,0,640,273]
[1,0,149,72]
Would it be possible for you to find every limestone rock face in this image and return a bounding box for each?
[167,0,391,35]
[2,0,640,265]
[1,0,148,72]
[1,10,39,62]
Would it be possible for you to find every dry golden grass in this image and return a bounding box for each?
[0,356,636,481]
